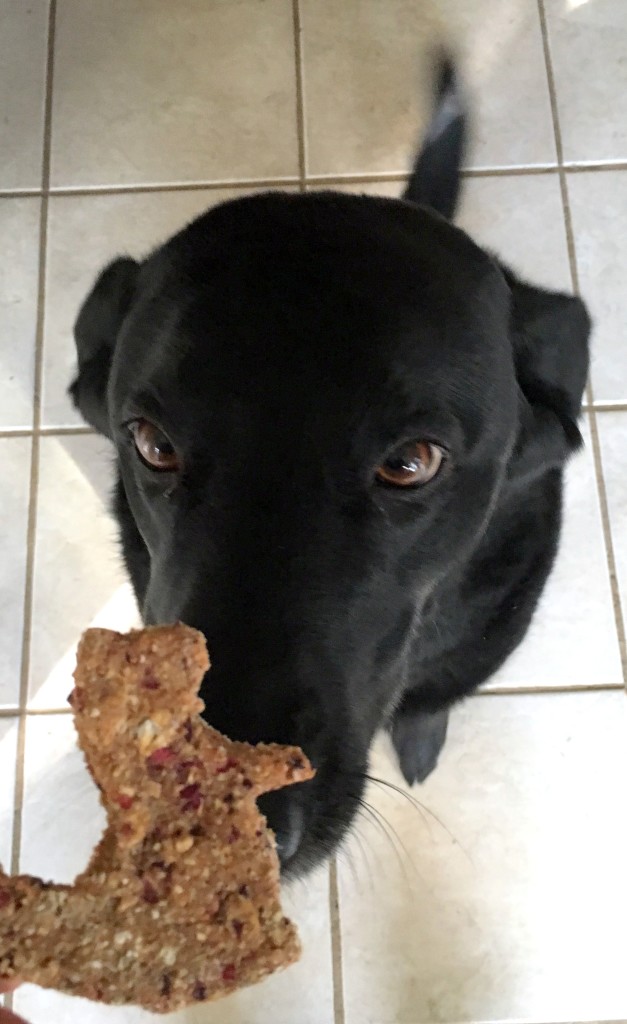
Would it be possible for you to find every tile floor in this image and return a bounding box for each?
[1,1,627,1022]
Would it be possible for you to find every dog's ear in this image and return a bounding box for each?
[403,50,467,220]
[503,264,591,486]
[69,257,139,437]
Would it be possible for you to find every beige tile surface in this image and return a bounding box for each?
[458,171,571,291]
[0,0,48,190]
[0,717,19,868]
[568,169,627,403]
[486,419,622,689]
[17,712,334,1024]
[50,0,299,188]
[0,198,41,429]
[339,692,627,1024]
[28,434,140,709]
[0,437,31,708]
[545,0,627,164]
[301,0,556,177]
[43,186,295,427]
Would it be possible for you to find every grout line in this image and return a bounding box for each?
[0,425,96,440]
[3,162,627,205]
[537,0,627,688]
[478,682,625,697]
[291,0,308,189]
[48,176,300,198]
[329,859,346,1024]
[0,708,73,719]
[10,0,58,896]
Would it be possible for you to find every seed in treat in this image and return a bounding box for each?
[288,755,305,770]
[216,758,239,774]
[192,980,207,1000]
[174,835,194,854]
[242,778,253,789]
[238,884,250,898]
[160,973,172,996]
[227,826,240,844]
[183,719,193,742]
[189,824,205,837]
[221,964,236,983]
[232,920,244,939]
[147,746,176,767]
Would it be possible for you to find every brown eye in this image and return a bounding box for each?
[376,441,444,488]
[131,419,180,472]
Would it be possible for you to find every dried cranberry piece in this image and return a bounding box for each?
[160,974,172,997]
[0,889,12,910]
[141,880,159,904]
[255,829,262,837]
[183,719,193,742]
[147,746,176,767]
[180,783,201,800]
[221,964,236,983]
[114,793,134,810]
[192,980,207,1000]
[241,778,253,789]
[227,826,240,844]
[141,673,160,690]
[216,757,239,774]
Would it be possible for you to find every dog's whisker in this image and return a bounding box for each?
[365,774,473,866]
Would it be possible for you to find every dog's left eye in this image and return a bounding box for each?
[376,441,444,488]
[130,419,180,472]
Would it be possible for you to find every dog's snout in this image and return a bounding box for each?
[257,789,305,868]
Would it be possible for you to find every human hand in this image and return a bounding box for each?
[0,980,28,1024]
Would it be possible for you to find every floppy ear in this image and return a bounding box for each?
[69,257,139,437]
[503,264,591,486]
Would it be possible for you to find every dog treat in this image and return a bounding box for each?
[0,624,313,1013]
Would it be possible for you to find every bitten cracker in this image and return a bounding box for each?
[0,625,313,1012]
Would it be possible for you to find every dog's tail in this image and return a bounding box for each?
[402,50,468,221]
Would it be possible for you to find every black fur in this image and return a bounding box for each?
[70,56,590,877]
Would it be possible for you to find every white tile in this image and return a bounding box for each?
[487,418,622,689]
[17,712,333,1024]
[51,0,298,188]
[0,198,40,429]
[0,438,31,708]
[568,169,627,403]
[340,692,627,1024]
[597,411,627,641]
[302,0,556,177]
[43,187,295,428]
[0,717,19,869]
[28,434,140,709]
[545,0,627,164]
[458,172,571,291]
[0,0,48,190]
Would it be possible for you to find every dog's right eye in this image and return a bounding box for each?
[130,419,180,472]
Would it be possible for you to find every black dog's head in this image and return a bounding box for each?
[70,59,589,876]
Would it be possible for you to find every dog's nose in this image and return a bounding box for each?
[257,789,305,867]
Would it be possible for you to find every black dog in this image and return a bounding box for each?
[70,57,590,877]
